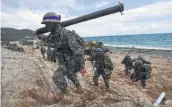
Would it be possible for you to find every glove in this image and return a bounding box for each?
[80,68,86,77]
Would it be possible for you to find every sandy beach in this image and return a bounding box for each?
[1,46,172,107]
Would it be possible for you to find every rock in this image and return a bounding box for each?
[139,97,153,107]
[109,101,137,107]
[164,99,172,106]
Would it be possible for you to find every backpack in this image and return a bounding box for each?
[67,30,85,71]
[143,64,152,79]
[68,30,85,50]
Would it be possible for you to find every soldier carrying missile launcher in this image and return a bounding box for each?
[34,2,124,102]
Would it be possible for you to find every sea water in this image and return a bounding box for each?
[84,33,172,50]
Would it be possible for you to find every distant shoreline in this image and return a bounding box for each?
[106,46,172,51]
[106,46,172,60]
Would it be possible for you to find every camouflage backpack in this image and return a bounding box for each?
[93,48,114,70]
[68,30,85,71]
[143,64,152,79]
[68,30,85,50]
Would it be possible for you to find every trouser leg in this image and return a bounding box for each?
[140,76,146,88]
[93,69,101,86]
[102,70,111,89]
[66,67,80,87]
[52,64,68,92]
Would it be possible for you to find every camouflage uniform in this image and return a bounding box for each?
[51,48,56,63]
[91,49,114,89]
[121,55,133,74]
[46,47,52,61]
[133,55,151,64]
[40,46,46,59]
[36,24,85,92]
[132,60,151,88]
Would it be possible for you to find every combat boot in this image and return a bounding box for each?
[75,85,83,94]
[54,90,69,102]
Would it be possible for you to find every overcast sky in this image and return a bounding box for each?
[1,0,172,37]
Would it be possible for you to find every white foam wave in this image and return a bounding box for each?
[104,44,172,51]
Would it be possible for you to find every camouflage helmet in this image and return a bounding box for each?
[41,12,61,24]
[94,48,105,55]
[134,60,143,68]
[137,55,143,60]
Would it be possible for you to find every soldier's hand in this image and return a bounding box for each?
[80,68,86,77]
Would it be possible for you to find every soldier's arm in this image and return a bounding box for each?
[105,55,114,69]
[35,27,49,35]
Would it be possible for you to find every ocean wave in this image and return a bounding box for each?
[104,44,172,51]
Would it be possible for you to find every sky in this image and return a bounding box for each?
[1,0,172,37]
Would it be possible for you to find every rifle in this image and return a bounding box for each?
[127,46,134,55]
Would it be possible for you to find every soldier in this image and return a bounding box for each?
[40,46,46,59]
[91,48,114,90]
[132,60,151,88]
[99,42,112,53]
[35,12,85,101]
[121,54,133,74]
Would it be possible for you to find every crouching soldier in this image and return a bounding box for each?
[121,54,133,74]
[131,60,152,88]
[91,48,114,90]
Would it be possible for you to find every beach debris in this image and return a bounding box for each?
[153,92,165,107]
[164,99,172,106]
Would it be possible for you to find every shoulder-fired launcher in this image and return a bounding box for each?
[35,2,124,35]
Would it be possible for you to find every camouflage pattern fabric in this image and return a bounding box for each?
[132,56,151,65]
[132,60,151,88]
[36,24,85,92]
[40,47,46,58]
[93,69,111,88]
[52,64,80,91]
[46,47,52,61]
[121,55,133,74]
[92,54,113,88]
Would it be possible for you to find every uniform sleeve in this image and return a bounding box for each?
[105,55,114,70]
[35,27,48,35]
[68,35,84,56]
